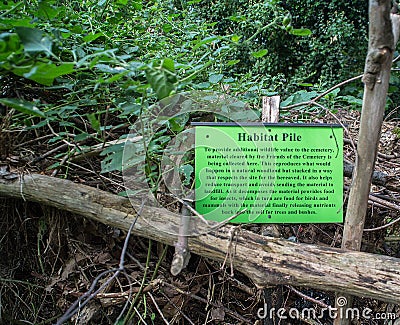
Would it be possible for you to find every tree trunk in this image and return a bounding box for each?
[335,1,399,323]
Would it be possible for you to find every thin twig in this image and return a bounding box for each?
[165,192,209,225]
[159,291,196,325]
[282,75,363,110]
[161,281,253,324]
[147,292,170,325]
[133,306,147,324]
[220,225,241,276]
[164,192,247,231]
[344,138,399,160]
[31,143,69,163]
[368,194,400,212]
[364,215,400,232]
[65,161,129,191]
[46,122,75,147]
[343,186,400,212]
[51,147,76,177]
[56,201,143,325]
[14,134,55,148]
[285,285,330,309]
[312,101,357,152]
[312,74,363,103]
[208,208,248,231]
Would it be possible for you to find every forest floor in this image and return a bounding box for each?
[1,79,400,324]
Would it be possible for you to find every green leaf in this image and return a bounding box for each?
[168,114,189,132]
[194,82,211,89]
[251,49,268,58]
[100,142,140,173]
[100,143,124,156]
[162,23,172,33]
[231,34,242,43]
[0,98,46,117]
[0,33,23,61]
[101,150,122,173]
[95,64,126,74]
[0,18,33,28]
[36,0,59,20]
[282,13,292,26]
[15,62,75,86]
[87,113,101,133]
[161,58,175,72]
[74,132,91,142]
[118,189,143,197]
[209,73,223,84]
[132,1,142,10]
[15,27,53,54]
[228,15,246,22]
[227,59,240,66]
[145,60,177,99]
[83,32,104,43]
[289,28,312,36]
[281,90,318,106]
[192,36,219,50]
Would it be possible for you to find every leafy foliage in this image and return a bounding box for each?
[192,0,370,95]
[1,1,400,324]
[0,0,396,176]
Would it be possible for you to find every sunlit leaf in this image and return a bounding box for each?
[162,23,172,33]
[168,114,189,132]
[0,98,45,117]
[161,58,175,72]
[16,62,75,86]
[83,32,104,43]
[228,14,246,22]
[95,64,126,73]
[251,49,268,58]
[227,59,240,66]
[145,59,177,99]
[231,34,242,42]
[74,132,91,142]
[192,35,219,50]
[87,113,101,133]
[289,28,312,36]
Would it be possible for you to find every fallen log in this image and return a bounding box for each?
[1,173,400,304]
[344,160,400,192]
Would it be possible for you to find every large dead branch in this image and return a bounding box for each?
[1,173,400,304]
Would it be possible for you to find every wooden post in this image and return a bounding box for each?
[262,96,280,124]
[261,96,282,325]
[260,96,281,238]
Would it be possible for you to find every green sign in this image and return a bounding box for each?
[193,123,343,223]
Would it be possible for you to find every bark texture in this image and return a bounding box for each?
[1,173,400,304]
